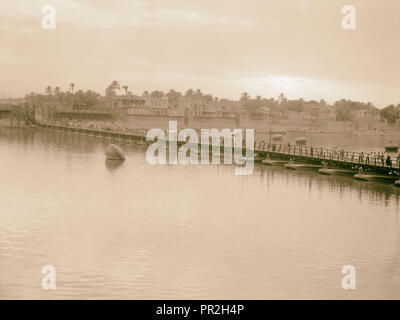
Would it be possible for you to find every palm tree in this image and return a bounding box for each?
[167,89,181,103]
[185,89,194,97]
[105,81,120,97]
[150,90,164,98]
[110,80,120,95]
[278,93,286,104]
[240,92,250,101]
[123,85,128,95]
[45,86,53,95]
[195,89,202,98]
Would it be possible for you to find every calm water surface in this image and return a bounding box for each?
[1,127,400,299]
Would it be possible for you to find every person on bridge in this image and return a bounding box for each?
[358,152,364,164]
[386,155,392,167]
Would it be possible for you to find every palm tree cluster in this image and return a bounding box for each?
[379,104,400,124]
[26,80,396,123]
[334,99,378,121]
[25,84,101,110]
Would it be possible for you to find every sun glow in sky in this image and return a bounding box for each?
[251,75,315,98]
[1,0,400,107]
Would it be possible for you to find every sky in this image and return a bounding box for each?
[0,0,399,107]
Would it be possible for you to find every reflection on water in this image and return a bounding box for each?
[0,127,399,299]
[105,160,125,171]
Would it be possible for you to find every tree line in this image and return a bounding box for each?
[25,83,101,110]
[23,80,400,124]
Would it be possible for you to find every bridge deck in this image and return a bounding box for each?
[35,121,400,174]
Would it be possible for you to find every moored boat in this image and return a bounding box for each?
[271,134,283,142]
[237,153,264,163]
[395,180,400,186]
[318,168,357,176]
[385,142,398,153]
[262,159,288,166]
[284,163,323,170]
[354,173,398,182]
[254,153,265,163]
[295,137,307,145]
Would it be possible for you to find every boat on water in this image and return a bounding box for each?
[318,168,357,176]
[395,180,400,186]
[295,137,307,145]
[271,134,283,142]
[284,163,323,170]
[354,173,398,183]
[236,153,264,164]
[254,153,265,163]
[262,159,288,166]
[105,144,126,160]
[384,142,398,153]
[353,168,398,182]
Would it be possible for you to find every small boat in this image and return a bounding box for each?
[395,180,400,186]
[318,168,356,176]
[254,153,265,163]
[284,163,323,170]
[385,142,398,153]
[354,172,398,182]
[262,159,288,166]
[271,134,283,142]
[295,137,307,145]
[105,144,126,160]
[237,154,264,163]
[354,173,398,182]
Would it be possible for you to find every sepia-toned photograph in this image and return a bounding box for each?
[1,0,400,303]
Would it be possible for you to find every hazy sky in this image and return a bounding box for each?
[1,0,399,107]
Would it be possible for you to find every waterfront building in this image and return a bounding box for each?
[100,95,145,110]
[248,106,270,120]
[349,110,382,131]
[302,103,336,121]
[177,96,217,117]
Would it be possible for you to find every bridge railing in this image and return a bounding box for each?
[36,119,400,169]
[256,143,399,168]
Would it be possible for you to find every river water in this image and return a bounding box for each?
[0,127,399,299]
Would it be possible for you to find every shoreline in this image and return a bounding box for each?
[2,120,399,137]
